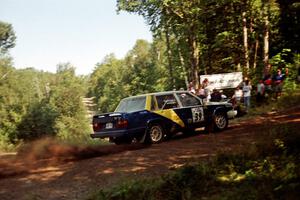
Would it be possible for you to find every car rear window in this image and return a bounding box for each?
[115,96,146,113]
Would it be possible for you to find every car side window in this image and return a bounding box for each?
[155,94,179,110]
[177,93,201,107]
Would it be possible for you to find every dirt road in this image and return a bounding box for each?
[1,108,300,200]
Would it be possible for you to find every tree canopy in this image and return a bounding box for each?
[117,0,299,83]
[0,21,16,54]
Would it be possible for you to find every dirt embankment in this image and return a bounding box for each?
[0,107,299,200]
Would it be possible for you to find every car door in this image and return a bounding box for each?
[153,93,185,128]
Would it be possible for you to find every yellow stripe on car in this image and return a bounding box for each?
[153,109,185,128]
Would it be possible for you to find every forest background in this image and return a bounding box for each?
[0,0,299,151]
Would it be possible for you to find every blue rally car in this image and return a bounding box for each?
[91,91,236,144]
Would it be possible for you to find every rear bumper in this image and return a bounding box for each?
[90,127,146,139]
[90,129,128,139]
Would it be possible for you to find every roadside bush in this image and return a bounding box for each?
[16,101,58,141]
[0,132,15,151]
[276,92,300,110]
[55,115,91,142]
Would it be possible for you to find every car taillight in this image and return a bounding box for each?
[93,123,102,131]
[116,119,128,128]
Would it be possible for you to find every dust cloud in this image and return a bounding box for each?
[0,138,149,179]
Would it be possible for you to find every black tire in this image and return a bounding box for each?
[212,112,228,132]
[146,124,165,144]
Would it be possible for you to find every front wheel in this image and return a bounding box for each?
[213,112,228,132]
[145,124,165,144]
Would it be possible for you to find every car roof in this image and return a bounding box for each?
[121,90,189,100]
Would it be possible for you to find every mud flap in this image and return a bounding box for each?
[138,130,148,144]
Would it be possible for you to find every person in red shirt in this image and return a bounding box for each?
[263,74,273,99]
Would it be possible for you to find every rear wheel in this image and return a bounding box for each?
[213,112,228,132]
[146,124,165,144]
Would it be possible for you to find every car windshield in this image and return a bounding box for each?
[115,96,146,113]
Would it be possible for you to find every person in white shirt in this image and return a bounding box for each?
[242,80,252,112]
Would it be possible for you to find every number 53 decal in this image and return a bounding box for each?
[192,107,204,123]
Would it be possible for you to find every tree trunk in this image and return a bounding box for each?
[249,14,257,70]
[263,1,270,76]
[253,38,259,69]
[178,47,189,89]
[242,12,250,75]
[188,30,200,89]
[192,37,200,89]
[165,27,176,89]
[237,62,241,71]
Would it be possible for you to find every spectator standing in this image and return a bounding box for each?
[196,84,206,99]
[188,82,196,94]
[263,74,273,98]
[273,68,287,99]
[242,80,252,112]
[241,77,249,87]
[210,89,222,102]
[202,78,210,97]
[202,78,209,88]
[256,80,265,105]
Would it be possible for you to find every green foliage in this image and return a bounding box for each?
[48,63,91,141]
[0,21,16,54]
[55,115,91,142]
[0,65,45,145]
[16,101,58,140]
[89,54,127,113]
[276,0,300,53]
[116,0,299,85]
[88,179,162,200]
[88,40,175,113]
[0,60,92,150]
[270,50,299,92]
